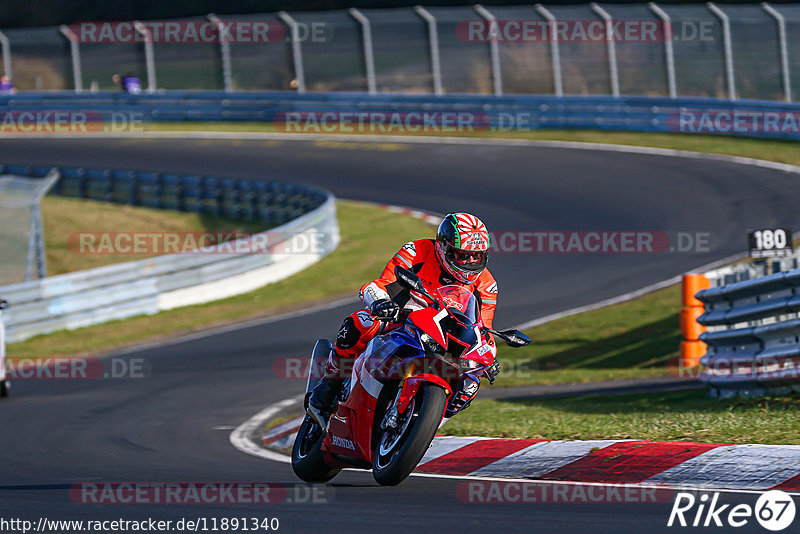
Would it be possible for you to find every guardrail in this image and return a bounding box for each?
[0,165,338,343]
[1,91,799,141]
[696,269,800,397]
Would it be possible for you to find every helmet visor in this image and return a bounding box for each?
[446,245,487,274]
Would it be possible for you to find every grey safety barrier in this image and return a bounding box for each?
[696,269,800,397]
[1,91,800,141]
[0,188,338,343]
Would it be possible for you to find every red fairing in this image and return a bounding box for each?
[407,307,447,347]
[461,341,495,367]
[322,356,380,461]
[397,375,452,414]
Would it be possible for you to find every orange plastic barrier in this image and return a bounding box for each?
[681,273,710,307]
[679,340,706,368]
[680,306,705,341]
[680,273,710,368]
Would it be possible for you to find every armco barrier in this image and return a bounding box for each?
[0,166,338,343]
[696,269,800,397]
[1,91,800,141]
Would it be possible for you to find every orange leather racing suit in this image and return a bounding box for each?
[332,238,499,365]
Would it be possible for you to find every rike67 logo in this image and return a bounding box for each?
[668,490,796,531]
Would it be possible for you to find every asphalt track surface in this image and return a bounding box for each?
[0,136,798,533]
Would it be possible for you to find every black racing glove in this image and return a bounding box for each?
[369,299,400,321]
[487,359,501,384]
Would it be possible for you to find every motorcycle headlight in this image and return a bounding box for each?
[420,332,444,355]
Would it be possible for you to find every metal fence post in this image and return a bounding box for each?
[707,3,736,100]
[474,5,502,96]
[208,13,233,92]
[133,21,157,93]
[649,2,677,98]
[414,6,443,96]
[59,25,83,92]
[30,203,47,280]
[0,30,11,81]
[349,8,377,95]
[23,169,58,281]
[591,3,620,97]
[762,3,792,102]
[534,4,563,96]
[278,12,306,94]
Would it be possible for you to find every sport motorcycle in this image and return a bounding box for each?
[291,266,530,485]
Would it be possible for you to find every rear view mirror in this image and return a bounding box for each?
[0,299,7,310]
[394,266,440,309]
[500,329,531,348]
[485,327,531,348]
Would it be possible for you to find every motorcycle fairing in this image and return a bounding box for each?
[322,327,425,461]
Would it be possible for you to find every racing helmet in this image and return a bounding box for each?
[434,212,490,284]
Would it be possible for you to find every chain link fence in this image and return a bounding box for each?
[0,3,796,101]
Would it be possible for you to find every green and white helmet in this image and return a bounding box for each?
[434,212,490,284]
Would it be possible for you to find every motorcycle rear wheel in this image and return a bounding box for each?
[291,416,341,483]
[372,383,446,486]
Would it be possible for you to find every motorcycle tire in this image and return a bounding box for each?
[372,383,446,486]
[291,416,341,483]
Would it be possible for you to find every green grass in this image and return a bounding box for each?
[7,200,434,360]
[491,284,682,387]
[143,122,800,167]
[41,196,269,275]
[443,390,800,444]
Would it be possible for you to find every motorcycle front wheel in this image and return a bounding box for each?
[291,416,341,483]
[372,383,446,486]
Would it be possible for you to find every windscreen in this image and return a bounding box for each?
[436,285,479,324]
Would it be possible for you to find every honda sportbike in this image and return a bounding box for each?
[292,266,530,486]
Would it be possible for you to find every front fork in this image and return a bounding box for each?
[380,388,404,430]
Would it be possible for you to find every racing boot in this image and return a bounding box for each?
[306,355,345,429]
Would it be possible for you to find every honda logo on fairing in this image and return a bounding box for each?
[331,435,356,450]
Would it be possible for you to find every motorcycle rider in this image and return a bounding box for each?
[306,212,500,426]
